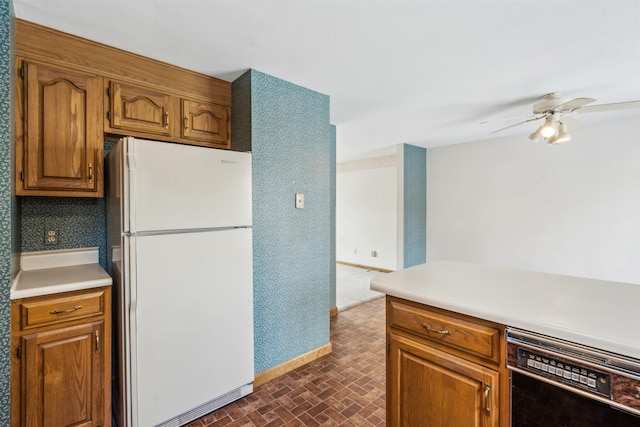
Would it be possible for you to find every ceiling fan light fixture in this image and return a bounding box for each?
[529,127,544,142]
[540,114,557,138]
[555,122,571,143]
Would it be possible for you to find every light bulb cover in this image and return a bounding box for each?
[540,115,557,138]
[555,122,571,143]
[529,127,544,142]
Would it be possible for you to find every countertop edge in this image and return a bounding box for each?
[371,261,640,360]
[11,276,113,300]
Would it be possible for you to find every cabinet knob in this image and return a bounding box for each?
[184,116,189,131]
[88,163,93,185]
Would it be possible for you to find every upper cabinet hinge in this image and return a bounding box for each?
[106,86,111,97]
[20,171,24,181]
[106,111,111,121]
[19,66,24,79]
[387,340,391,356]
[17,345,22,359]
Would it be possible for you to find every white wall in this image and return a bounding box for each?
[336,154,398,270]
[427,115,640,284]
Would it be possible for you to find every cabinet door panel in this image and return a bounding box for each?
[23,321,105,427]
[41,77,84,179]
[182,99,230,148]
[20,60,102,195]
[389,333,499,427]
[109,80,174,137]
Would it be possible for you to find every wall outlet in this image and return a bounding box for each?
[45,229,59,246]
[371,250,378,257]
[295,193,304,209]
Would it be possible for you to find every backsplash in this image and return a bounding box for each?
[20,196,108,268]
[19,141,116,271]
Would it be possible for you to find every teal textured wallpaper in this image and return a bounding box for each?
[233,69,333,374]
[0,1,13,422]
[403,144,427,268]
[329,124,336,310]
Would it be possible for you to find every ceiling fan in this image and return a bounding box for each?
[490,93,640,144]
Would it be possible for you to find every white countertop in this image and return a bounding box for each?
[11,247,112,299]
[370,261,640,360]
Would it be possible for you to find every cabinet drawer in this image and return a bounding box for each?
[19,290,106,330]
[389,299,501,363]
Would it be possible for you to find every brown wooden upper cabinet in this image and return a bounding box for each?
[15,20,233,197]
[16,58,104,197]
[181,98,230,148]
[106,80,176,138]
[105,81,231,149]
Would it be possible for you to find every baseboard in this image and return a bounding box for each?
[336,260,393,273]
[254,342,333,387]
[330,306,339,317]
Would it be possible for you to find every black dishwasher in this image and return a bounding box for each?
[507,328,640,426]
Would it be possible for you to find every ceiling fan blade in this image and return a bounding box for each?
[490,116,542,134]
[575,100,640,114]
[554,97,596,112]
[560,116,582,131]
[480,114,536,125]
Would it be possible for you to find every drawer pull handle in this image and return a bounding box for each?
[50,305,82,315]
[184,116,189,131]
[164,111,170,128]
[484,384,491,416]
[422,324,450,336]
[95,330,100,353]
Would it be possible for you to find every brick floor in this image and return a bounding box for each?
[186,297,386,426]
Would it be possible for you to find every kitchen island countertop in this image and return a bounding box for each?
[370,261,640,359]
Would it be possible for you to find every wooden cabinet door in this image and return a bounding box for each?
[181,99,230,148]
[18,60,103,197]
[108,80,175,137]
[388,333,500,427]
[21,321,106,427]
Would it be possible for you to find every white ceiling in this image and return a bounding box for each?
[13,0,640,161]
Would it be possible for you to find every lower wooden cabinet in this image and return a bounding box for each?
[11,287,111,427]
[389,333,499,426]
[386,296,507,427]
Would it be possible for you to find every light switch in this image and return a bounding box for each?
[295,193,304,209]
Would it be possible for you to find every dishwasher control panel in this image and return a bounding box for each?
[516,347,611,398]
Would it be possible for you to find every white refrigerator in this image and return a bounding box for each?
[107,137,254,427]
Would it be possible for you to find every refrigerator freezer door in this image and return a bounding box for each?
[122,137,252,233]
[129,228,254,427]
